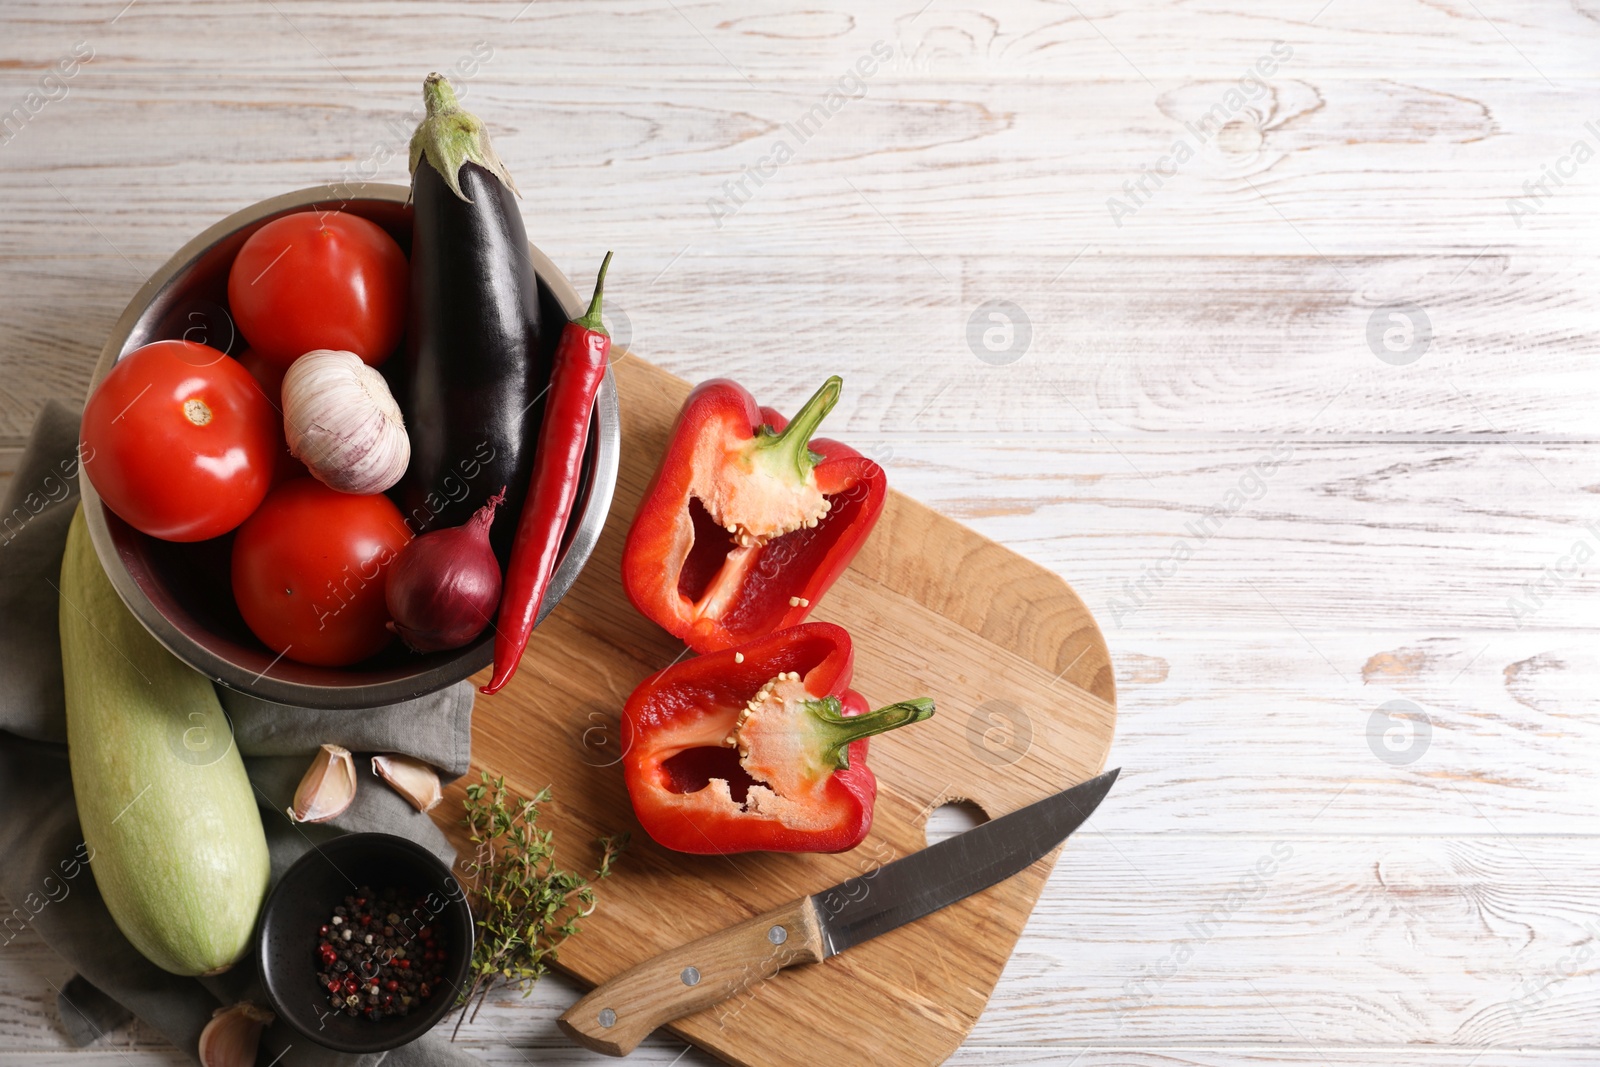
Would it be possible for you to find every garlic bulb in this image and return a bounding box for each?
[287,744,356,823]
[282,349,410,494]
[198,1002,273,1067]
[371,753,444,812]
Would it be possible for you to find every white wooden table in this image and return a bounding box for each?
[3,1,1598,1063]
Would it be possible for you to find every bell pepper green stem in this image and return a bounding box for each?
[807,696,936,770]
[753,375,842,480]
[574,251,613,334]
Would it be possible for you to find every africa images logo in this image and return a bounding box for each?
[706,41,895,228]
[0,42,94,147]
[1106,41,1293,227]
[1108,441,1293,626]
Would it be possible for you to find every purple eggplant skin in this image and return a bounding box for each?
[397,156,553,563]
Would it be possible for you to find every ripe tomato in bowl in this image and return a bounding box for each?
[77,186,619,709]
[235,346,308,486]
[80,339,279,542]
[227,210,408,369]
[231,479,413,667]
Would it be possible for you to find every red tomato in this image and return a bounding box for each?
[81,340,278,541]
[235,345,286,407]
[231,479,412,666]
[235,346,307,486]
[226,210,407,368]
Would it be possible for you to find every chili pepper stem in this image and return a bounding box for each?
[574,251,613,334]
[807,696,935,769]
[753,375,842,481]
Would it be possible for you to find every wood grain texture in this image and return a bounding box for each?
[16,1051,1600,1067]
[9,252,1600,444]
[557,897,826,1056]
[5,76,1595,262]
[429,354,1117,1067]
[3,0,1598,1062]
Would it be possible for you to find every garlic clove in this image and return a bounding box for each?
[288,744,357,823]
[371,753,443,813]
[198,1002,273,1067]
[282,349,411,495]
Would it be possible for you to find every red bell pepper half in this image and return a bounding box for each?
[621,375,886,652]
[620,623,933,854]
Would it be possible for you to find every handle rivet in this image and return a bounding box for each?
[681,966,701,986]
[598,1008,616,1028]
[768,925,788,945]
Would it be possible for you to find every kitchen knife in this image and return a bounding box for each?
[557,767,1119,1056]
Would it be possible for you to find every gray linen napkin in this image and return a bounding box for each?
[0,402,486,1066]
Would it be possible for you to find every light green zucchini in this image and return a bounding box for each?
[59,505,270,976]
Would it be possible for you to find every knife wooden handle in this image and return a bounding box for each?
[557,896,826,1056]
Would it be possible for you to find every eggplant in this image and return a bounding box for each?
[397,73,552,562]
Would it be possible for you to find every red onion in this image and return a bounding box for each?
[385,488,505,653]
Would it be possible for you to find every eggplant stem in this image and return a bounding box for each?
[410,72,519,202]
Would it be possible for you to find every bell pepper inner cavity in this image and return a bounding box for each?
[657,673,933,834]
[678,497,739,604]
[662,744,758,804]
[711,481,872,637]
[670,378,844,625]
[624,378,888,654]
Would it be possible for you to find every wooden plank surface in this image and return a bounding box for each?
[429,354,1115,1066]
[3,0,1598,1063]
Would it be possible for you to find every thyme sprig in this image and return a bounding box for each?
[454,773,625,1036]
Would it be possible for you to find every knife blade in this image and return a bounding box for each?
[557,767,1119,1056]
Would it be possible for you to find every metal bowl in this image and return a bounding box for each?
[79,184,619,709]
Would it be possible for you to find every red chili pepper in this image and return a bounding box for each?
[482,252,613,695]
[620,622,933,854]
[621,376,886,652]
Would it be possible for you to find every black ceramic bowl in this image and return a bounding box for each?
[257,833,475,1053]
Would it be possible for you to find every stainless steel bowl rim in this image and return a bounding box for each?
[79,183,620,709]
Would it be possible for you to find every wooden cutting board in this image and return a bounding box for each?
[431,354,1117,1066]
